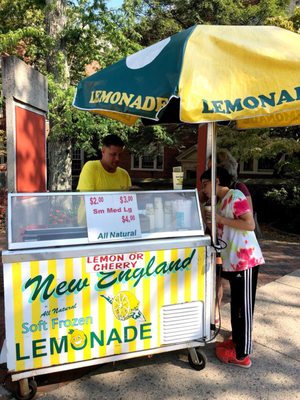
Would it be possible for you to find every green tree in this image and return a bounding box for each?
[133,0,290,46]
[0,0,180,189]
[0,0,140,189]
[216,124,300,177]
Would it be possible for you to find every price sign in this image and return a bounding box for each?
[84,193,141,242]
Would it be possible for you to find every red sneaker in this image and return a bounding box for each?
[216,347,252,368]
[215,339,235,349]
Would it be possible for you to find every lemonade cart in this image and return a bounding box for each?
[1,189,215,399]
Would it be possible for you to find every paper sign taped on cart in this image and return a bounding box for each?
[85,193,142,242]
[3,247,206,371]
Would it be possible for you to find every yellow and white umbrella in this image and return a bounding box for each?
[74,25,300,129]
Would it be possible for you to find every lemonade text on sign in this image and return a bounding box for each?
[16,322,152,361]
[202,86,300,115]
[89,90,168,113]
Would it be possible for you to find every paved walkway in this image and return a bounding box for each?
[0,231,299,399]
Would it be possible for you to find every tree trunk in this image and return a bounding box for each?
[45,0,72,191]
[45,0,70,83]
[48,138,72,191]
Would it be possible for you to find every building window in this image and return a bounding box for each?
[186,170,196,180]
[242,159,254,172]
[257,157,274,171]
[240,157,275,175]
[72,148,85,189]
[131,145,164,171]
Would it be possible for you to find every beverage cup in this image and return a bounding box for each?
[204,205,212,224]
[172,172,184,190]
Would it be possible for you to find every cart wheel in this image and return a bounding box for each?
[15,379,37,400]
[188,348,207,371]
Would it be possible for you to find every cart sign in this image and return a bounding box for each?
[3,247,206,371]
[86,252,145,273]
[85,193,141,242]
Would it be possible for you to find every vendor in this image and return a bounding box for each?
[76,134,131,224]
[77,134,131,191]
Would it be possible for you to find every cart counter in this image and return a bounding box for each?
[1,190,215,384]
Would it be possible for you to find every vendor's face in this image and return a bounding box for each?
[201,179,212,198]
[101,145,124,172]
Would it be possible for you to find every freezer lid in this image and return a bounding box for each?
[6,190,205,250]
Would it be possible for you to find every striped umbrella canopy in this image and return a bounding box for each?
[73,24,300,129]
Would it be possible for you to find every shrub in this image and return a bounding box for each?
[245,180,300,234]
[263,184,300,234]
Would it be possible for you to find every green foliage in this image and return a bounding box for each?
[264,184,300,221]
[273,154,300,178]
[289,6,300,31]
[133,0,290,46]
[266,6,300,32]
[0,130,6,158]
[265,186,289,203]
[249,180,300,233]
[0,0,44,32]
[215,122,300,179]
[126,124,187,154]
[0,0,50,71]
[60,0,142,84]
[0,0,150,161]
[0,3,141,87]
[216,125,300,164]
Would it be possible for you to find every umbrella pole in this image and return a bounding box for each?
[208,122,217,246]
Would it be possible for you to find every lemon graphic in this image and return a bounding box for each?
[68,328,87,350]
[101,291,146,321]
[112,291,140,321]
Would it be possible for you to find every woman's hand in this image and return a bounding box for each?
[216,211,255,231]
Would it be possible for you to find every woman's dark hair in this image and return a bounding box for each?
[200,167,232,187]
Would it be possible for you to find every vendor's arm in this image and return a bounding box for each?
[77,161,96,191]
[216,211,255,231]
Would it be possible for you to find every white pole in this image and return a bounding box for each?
[208,122,217,245]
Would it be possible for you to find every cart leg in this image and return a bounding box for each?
[15,378,37,400]
[19,379,30,398]
[188,347,207,371]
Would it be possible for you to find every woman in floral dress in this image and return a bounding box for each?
[201,167,264,368]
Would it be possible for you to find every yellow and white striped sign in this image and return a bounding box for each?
[4,247,205,371]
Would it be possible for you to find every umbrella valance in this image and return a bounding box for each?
[73,24,300,128]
